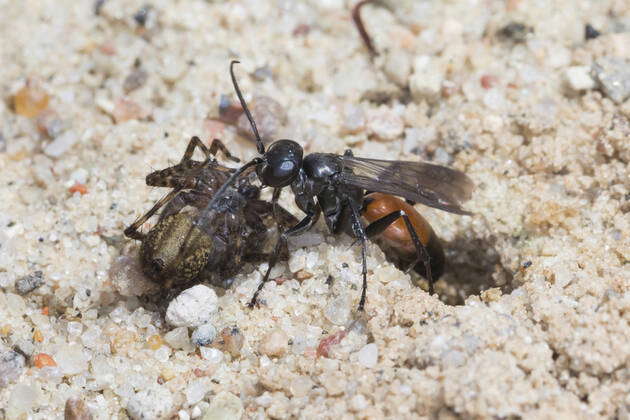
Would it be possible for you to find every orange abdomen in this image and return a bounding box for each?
[362,193,445,279]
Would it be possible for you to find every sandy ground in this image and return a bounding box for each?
[0,0,629,419]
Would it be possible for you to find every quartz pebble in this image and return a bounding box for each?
[200,347,223,364]
[565,66,596,91]
[356,343,378,368]
[54,344,89,375]
[6,383,41,418]
[44,130,78,158]
[409,55,443,102]
[591,57,630,104]
[340,104,366,135]
[349,394,368,412]
[367,108,404,141]
[166,285,218,327]
[127,386,174,420]
[186,379,210,405]
[202,392,244,420]
[164,327,193,351]
[258,328,289,357]
[15,270,44,295]
[383,49,412,87]
[0,348,26,387]
[192,323,218,347]
[323,295,351,326]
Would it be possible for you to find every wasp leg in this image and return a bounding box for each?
[348,200,370,311]
[248,189,319,308]
[363,209,434,295]
[124,188,182,240]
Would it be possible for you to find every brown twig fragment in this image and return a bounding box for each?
[352,0,379,57]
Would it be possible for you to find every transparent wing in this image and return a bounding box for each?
[340,156,474,214]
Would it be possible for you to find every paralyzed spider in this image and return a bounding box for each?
[124,136,296,290]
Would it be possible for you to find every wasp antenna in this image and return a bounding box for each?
[229,60,265,155]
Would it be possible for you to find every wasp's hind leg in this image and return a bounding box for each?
[347,200,371,311]
[363,209,435,294]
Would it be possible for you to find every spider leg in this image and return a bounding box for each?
[181,136,238,163]
[124,188,182,240]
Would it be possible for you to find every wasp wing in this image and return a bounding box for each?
[339,156,474,214]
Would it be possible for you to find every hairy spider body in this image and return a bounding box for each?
[124,136,295,290]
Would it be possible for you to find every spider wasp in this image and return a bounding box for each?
[124,135,296,290]
[176,61,473,311]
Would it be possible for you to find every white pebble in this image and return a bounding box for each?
[69,168,88,184]
[154,346,171,362]
[357,343,378,368]
[565,66,595,91]
[67,321,83,338]
[54,344,89,376]
[349,394,368,411]
[483,115,504,133]
[200,347,223,364]
[186,379,210,405]
[202,392,243,420]
[483,89,505,110]
[43,130,78,158]
[191,405,202,418]
[6,384,40,418]
[548,46,571,69]
[288,250,307,273]
[383,49,412,87]
[166,285,218,327]
[340,104,366,135]
[289,376,314,398]
[324,295,351,326]
[178,410,190,420]
[164,327,192,351]
[367,108,404,142]
[409,55,443,102]
[258,328,289,357]
[127,386,174,420]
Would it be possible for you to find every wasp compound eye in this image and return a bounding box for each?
[257,139,303,187]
